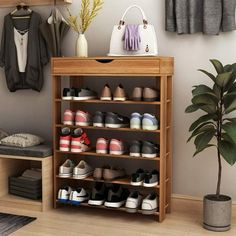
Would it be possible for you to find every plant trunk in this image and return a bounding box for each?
[216,148,222,198]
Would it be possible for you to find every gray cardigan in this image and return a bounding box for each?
[0,12,49,92]
[166,0,236,35]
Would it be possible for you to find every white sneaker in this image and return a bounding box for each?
[125,191,142,213]
[59,159,75,178]
[141,193,158,215]
[73,160,94,179]
[58,186,72,203]
[69,188,89,205]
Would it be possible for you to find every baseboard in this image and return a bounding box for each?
[172,194,236,205]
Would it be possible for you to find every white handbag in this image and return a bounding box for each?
[108,5,158,56]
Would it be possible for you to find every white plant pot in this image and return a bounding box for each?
[76,34,88,57]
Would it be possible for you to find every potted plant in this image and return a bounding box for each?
[185,59,236,232]
[66,0,104,57]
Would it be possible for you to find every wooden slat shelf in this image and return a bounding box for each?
[55,99,161,105]
[55,124,160,133]
[57,200,160,216]
[55,150,160,161]
[56,175,160,188]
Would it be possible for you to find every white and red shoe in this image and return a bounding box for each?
[59,127,71,152]
[63,109,75,126]
[71,128,91,153]
[109,139,125,155]
[75,110,92,126]
[96,138,109,154]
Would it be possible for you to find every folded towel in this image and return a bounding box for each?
[123,25,141,51]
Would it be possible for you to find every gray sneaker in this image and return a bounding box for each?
[93,111,106,127]
[74,88,97,100]
[142,113,159,130]
[142,141,160,158]
[129,140,142,157]
[143,170,159,187]
[105,112,130,128]
[131,169,146,186]
[73,160,94,179]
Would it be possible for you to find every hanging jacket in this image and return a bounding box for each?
[165,0,236,35]
[0,11,49,92]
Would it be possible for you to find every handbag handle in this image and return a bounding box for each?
[119,5,148,27]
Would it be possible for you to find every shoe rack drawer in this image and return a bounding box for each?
[52,58,161,75]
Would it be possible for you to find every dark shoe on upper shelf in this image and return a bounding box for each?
[142,141,160,158]
[62,88,75,100]
[93,111,106,127]
[74,88,97,100]
[143,170,159,187]
[131,169,146,186]
[105,112,130,128]
[129,140,142,157]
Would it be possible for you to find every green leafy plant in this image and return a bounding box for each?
[185,59,236,199]
[66,0,104,34]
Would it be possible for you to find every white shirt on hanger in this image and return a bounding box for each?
[14,28,28,73]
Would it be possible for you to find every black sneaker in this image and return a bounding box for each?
[62,88,75,100]
[93,111,106,127]
[74,88,97,101]
[143,170,159,187]
[129,140,142,157]
[141,141,160,158]
[105,112,130,128]
[88,182,107,206]
[130,169,145,186]
[104,185,129,208]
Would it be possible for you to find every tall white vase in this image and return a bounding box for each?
[76,34,88,57]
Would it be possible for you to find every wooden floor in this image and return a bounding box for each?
[1,198,235,236]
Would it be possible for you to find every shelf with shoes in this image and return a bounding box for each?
[52,56,174,222]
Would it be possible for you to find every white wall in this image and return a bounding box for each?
[0,0,236,199]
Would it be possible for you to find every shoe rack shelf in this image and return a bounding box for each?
[52,56,174,222]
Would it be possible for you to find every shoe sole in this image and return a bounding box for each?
[62,97,73,100]
[73,171,94,179]
[105,124,129,128]
[63,121,74,125]
[73,96,96,101]
[70,147,90,153]
[93,123,104,127]
[110,150,125,155]
[126,207,138,213]
[130,125,141,129]
[113,97,126,101]
[96,150,108,154]
[143,182,158,187]
[104,200,126,208]
[59,173,72,178]
[59,147,70,152]
[130,181,143,186]
[142,125,158,130]
[130,153,141,157]
[141,153,157,158]
[142,208,158,215]
[75,122,91,126]
[58,199,69,204]
[143,97,158,102]
[88,199,105,206]
[101,97,112,101]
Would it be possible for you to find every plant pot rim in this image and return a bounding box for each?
[204,194,231,202]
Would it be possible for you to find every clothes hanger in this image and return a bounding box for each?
[11,2,32,19]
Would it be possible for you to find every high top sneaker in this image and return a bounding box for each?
[71,128,91,153]
[63,109,75,125]
[75,110,92,126]
[59,127,71,152]
[96,138,109,154]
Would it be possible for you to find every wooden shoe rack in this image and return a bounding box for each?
[52,57,174,222]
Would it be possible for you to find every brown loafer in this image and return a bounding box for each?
[113,84,127,101]
[101,84,112,101]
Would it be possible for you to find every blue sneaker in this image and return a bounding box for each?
[142,113,159,130]
[130,113,142,129]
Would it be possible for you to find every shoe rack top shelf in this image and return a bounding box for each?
[51,57,174,76]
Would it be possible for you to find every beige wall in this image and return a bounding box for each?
[0,0,236,199]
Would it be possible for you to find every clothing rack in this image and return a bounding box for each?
[0,0,72,8]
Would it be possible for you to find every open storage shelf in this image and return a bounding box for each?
[52,57,174,222]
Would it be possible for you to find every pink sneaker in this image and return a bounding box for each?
[96,138,109,154]
[63,109,74,125]
[59,127,71,152]
[75,110,92,126]
[71,128,91,153]
[109,139,125,155]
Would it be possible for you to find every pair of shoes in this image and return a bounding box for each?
[131,169,159,187]
[130,141,160,158]
[96,138,126,155]
[63,109,92,126]
[59,159,94,179]
[59,128,91,153]
[93,111,129,128]
[132,87,159,101]
[125,191,158,214]
[130,113,159,130]
[101,84,127,101]
[89,183,129,208]
[93,166,126,181]
[62,88,97,100]
[58,186,89,205]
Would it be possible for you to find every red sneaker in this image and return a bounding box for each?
[71,128,91,153]
[96,138,109,154]
[75,110,92,126]
[63,109,75,126]
[109,139,125,155]
[59,127,71,152]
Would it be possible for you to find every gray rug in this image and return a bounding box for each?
[0,213,36,235]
